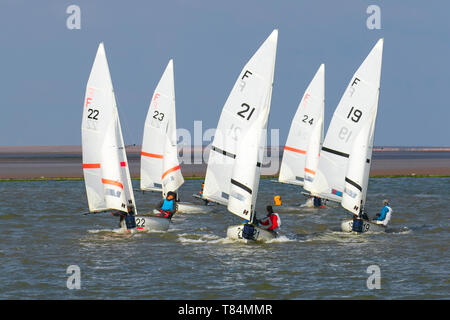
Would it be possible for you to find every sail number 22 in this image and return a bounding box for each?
[87,109,99,120]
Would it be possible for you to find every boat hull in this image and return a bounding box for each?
[340,219,386,233]
[176,202,214,214]
[226,224,278,242]
[128,215,170,232]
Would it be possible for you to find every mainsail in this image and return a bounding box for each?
[227,105,271,221]
[279,64,324,189]
[82,43,137,214]
[140,60,184,196]
[341,108,377,214]
[203,29,278,206]
[309,39,384,203]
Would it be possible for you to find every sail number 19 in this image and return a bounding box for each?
[347,107,362,123]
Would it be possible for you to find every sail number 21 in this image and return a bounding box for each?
[237,103,255,121]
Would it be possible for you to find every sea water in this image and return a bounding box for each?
[0,178,448,299]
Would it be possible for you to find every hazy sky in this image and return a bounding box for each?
[0,0,448,146]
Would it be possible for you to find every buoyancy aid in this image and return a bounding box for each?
[161,199,174,212]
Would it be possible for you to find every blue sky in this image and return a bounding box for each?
[0,0,448,146]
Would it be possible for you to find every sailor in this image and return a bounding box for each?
[156,191,177,219]
[110,205,136,230]
[373,199,393,226]
[257,205,281,233]
[313,196,323,208]
[199,182,210,205]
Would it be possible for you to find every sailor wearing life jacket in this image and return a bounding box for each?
[374,199,393,226]
[110,205,136,230]
[156,191,177,219]
[257,205,281,233]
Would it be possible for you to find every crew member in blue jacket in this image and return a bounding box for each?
[373,199,393,226]
[156,191,177,219]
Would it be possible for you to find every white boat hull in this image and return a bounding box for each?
[152,202,214,215]
[226,224,278,242]
[121,215,170,232]
[176,202,214,214]
[340,219,386,233]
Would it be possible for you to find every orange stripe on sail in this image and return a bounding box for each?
[284,146,307,155]
[83,163,101,169]
[101,178,124,189]
[304,168,316,175]
[141,151,163,159]
[161,165,181,180]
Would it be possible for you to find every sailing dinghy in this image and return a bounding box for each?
[308,39,385,233]
[82,43,169,233]
[140,60,213,215]
[201,30,278,241]
[277,64,325,209]
[82,43,138,232]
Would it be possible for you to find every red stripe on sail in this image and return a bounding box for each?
[161,165,181,180]
[284,146,307,155]
[120,162,127,167]
[141,151,163,159]
[83,163,101,169]
[101,178,124,189]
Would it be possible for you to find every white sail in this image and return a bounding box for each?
[161,133,184,197]
[140,59,183,194]
[228,106,270,221]
[279,64,324,188]
[82,43,136,213]
[341,109,376,214]
[203,29,278,206]
[309,39,383,203]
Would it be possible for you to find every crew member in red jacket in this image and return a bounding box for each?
[257,205,281,232]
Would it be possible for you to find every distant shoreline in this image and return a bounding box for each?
[1,174,449,181]
[1,145,450,179]
[1,145,450,154]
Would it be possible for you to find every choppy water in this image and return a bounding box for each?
[0,178,449,299]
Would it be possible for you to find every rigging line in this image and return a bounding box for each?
[114,91,140,148]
